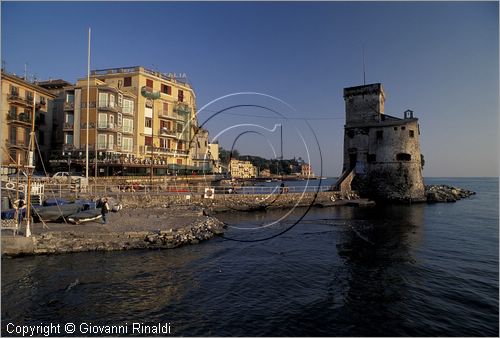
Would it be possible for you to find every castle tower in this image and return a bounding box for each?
[339,83,425,202]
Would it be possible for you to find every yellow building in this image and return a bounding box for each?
[230,159,257,179]
[301,163,314,178]
[90,66,200,174]
[46,66,216,176]
[1,71,56,174]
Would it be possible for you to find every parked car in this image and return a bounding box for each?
[52,172,85,182]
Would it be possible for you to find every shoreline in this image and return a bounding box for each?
[1,184,475,258]
[1,191,374,258]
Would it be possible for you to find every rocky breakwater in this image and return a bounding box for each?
[3,215,225,257]
[425,185,476,203]
[144,217,225,248]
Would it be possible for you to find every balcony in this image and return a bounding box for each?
[122,127,134,135]
[122,108,134,116]
[63,122,74,131]
[158,111,184,121]
[7,112,31,125]
[98,101,120,112]
[80,122,96,129]
[64,102,74,111]
[143,145,189,157]
[8,93,30,107]
[192,153,211,161]
[173,103,190,115]
[8,139,28,148]
[159,127,175,136]
[97,122,120,132]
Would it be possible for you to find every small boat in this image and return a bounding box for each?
[68,209,102,224]
[33,204,83,223]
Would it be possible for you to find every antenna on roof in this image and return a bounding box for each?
[362,44,366,85]
[24,63,28,81]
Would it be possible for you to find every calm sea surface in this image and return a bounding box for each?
[2,178,498,336]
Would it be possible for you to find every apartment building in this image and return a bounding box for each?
[48,77,137,175]
[301,163,314,178]
[89,66,211,174]
[229,159,257,179]
[1,71,56,173]
[37,79,74,155]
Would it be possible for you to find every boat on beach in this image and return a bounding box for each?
[67,209,102,224]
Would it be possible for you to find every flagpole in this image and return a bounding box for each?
[85,27,91,179]
[25,92,36,237]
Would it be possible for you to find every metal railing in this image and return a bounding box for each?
[64,102,74,110]
[7,112,31,124]
[33,182,333,199]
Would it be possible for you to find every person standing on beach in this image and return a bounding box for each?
[101,197,110,224]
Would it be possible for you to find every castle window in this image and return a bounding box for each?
[409,130,414,138]
[146,79,153,88]
[394,127,398,131]
[124,77,132,87]
[346,129,355,139]
[396,153,411,161]
[376,130,383,139]
[367,154,376,163]
[401,126,406,131]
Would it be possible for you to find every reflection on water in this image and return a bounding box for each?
[2,178,498,336]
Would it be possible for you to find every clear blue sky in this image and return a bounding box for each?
[2,1,498,177]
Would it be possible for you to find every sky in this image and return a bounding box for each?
[2,1,498,177]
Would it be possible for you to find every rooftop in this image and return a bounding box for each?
[344,83,385,98]
[1,70,57,97]
[37,79,74,89]
[90,66,191,88]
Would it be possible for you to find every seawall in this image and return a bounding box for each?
[116,191,373,212]
[1,191,374,257]
[2,216,224,257]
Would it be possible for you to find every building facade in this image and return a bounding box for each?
[230,159,257,179]
[89,66,212,174]
[300,163,314,178]
[338,83,425,202]
[1,71,56,173]
[47,78,138,175]
[37,79,74,157]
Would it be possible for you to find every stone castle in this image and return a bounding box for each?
[335,83,425,202]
